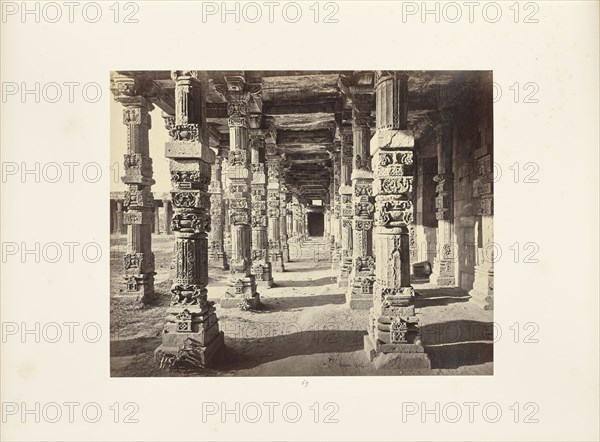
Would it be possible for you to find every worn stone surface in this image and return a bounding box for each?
[110,236,492,376]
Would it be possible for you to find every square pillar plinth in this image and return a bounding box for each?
[364,335,431,370]
[221,275,261,309]
[155,303,224,369]
[469,265,494,310]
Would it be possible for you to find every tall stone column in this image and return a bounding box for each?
[290,196,300,241]
[364,71,431,369]
[216,77,260,309]
[280,187,290,263]
[323,203,331,239]
[163,199,173,234]
[115,200,125,234]
[249,124,273,286]
[347,89,375,310]
[110,74,156,304]
[266,145,285,272]
[222,158,232,266]
[286,196,294,242]
[470,118,494,309]
[154,70,224,368]
[153,202,161,234]
[209,152,229,269]
[430,113,456,286]
[338,127,354,287]
[330,151,341,268]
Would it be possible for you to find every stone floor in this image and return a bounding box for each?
[110,235,493,376]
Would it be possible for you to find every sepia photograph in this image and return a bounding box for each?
[110,70,494,376]
[2,1,598,440]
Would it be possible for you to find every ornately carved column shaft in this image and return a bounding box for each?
[110,74,156,304]
[266,145,285,272]
[430,116,456,286]
[365,71,430,369]
[217,78,260,309]
[279,188,290,263]
[209,154,229,269]
[250,129,273,286]
[347,92,375,309]
[338,128,354,287]
[330,151,341,268]
[154,70,224,368]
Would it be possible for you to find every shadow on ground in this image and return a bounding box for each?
[217,329,367,370]
[275,276,337,288]
[259,293,346,311]
[421,320,494,369]
[416,286,471,307]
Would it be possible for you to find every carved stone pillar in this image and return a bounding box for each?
[154,70,224,368]
[209,153,229,269]
[290,196,300,241]
[338,127,354,287]
[222,159,232,265]
[280,187,290,263]
[347,89,375,310]
[115,200,125,234]
[330,151,341,268]
[216,77,260,309]
[286,196,294,244]
[163,200,173,234]
[110,74,156,304]
[153,202,161,234]
[470,120,494,310]
[364,71,431,369]
[430,115,456,287]
[249,125,273,286]
[323,203,331,239]
[266,145,285,272]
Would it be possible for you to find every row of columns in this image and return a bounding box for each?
[112,70,432,369]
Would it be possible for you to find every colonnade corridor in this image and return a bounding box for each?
[110,233,493,376]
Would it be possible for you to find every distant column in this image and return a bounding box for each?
[216,77,260,309]
[266,144,285,272]
[209,152,229,269]
[430,113,456,287]
[249,123,273,286]
[338,127,353,287]
[347,86,375,310]
[163,199,173,234]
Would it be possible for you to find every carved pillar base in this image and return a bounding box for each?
[338,258,352,288]
[364,285,430,369]
[154,303,224,369]
[253,261,274,287]
[271,251,285,272]
[346,273,374,310]
[281,237,290,264]
[469,265,494,310]
[330,244,340,269]
[120,272,155,302]
[364,334,431,370]
[430,261,456,286]
[222,275,260,309]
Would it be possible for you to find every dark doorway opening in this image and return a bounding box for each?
[307,212,324,236]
